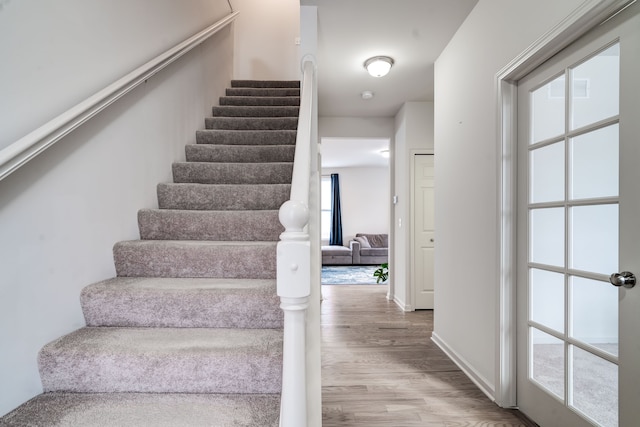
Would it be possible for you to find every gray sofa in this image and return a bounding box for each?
[321,233,388,265]
[320,244,353,265]
[351,233,388,265]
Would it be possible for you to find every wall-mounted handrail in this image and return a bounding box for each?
[277,55,316,427]
[0,11,239,183]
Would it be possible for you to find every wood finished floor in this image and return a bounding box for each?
[321,285,536,426]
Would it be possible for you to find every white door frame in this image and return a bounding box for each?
[410,149,434,309]
[495,0,635,408]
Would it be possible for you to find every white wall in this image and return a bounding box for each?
[321,166,390,244]
[393,102,434,310]
[318,118,394,234]
[433,0,583,398]
[319,116,395,140]
[0,0,231,151]
[232,0,300,80]
[0,1,233,416]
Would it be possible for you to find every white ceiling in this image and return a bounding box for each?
[321,137,389,169]
[302,0,478,117]
[301,0,478,167]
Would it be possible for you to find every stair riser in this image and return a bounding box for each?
[226,88,300,97]
[0,393,280,427]
[172,162,292,184]
[82,293,283,328]
[220,96,300,107]
[212,106,299,117]
[113,241,277,278]
[138,209,284,241]
[157,183,290,210]
[196,130,296,145]
[81,279,283,328]
[185,144,295,163]
[39,328,283,394]
[205,117,298,131]
[231,80,300,88]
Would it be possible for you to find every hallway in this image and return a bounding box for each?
[321,285,535,426]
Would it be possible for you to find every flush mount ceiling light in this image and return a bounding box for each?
[364,56,394,77]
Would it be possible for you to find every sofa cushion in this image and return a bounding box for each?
[321,245,352,256]
[360,247,387,257]
[357,233,388,248]
[354,236,371,248]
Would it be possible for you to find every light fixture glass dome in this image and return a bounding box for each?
[364,56,394,77]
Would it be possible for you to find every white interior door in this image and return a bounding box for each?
[516,4,640,426]
[413,154,434,309]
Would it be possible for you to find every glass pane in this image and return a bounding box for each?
[531,75,566,143]
[570,276,618,357]
[570,125,619,200]
[531,269,564,333]
[321,211,331,239]
[570,43,619,130]
[531,327,564,399]
[530,207,564,267]
[571,346,618,427]
[570,204,618,274]
[321,178,332,209]
[530,141,565,203]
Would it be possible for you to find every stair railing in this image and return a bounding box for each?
[277,55,316,427]
[0,11,239,183]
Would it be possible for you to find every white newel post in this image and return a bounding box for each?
[278,200,311,427]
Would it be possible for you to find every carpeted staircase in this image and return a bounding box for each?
[0,80,300,427]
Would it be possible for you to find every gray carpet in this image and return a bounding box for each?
[39,327,283,394]
[532,343,617,427]
[81,277,283,328]
[321,265,386,285]
[0,393,280,427]
[0,80,300,425]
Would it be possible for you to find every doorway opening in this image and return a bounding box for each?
[319,137,391,286]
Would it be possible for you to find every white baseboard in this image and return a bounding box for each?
[393,296,413,312]
[431,332,495,401]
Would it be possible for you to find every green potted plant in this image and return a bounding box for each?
[373,263,389,283]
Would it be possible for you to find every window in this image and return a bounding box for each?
[321,176,331,240]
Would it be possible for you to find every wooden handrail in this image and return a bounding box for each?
[0,11,239,182]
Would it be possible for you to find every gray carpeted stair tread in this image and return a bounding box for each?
[138,209,283,241]
[0,392,280,427]
[226,87,300,97]
[196,129,296,145]
[231,80,299,88]
[205,117,298,131]
[185,144,295,163]
[38,327,283,394]
[220,96,300,107]
[113,240,277,278]
[157,183,290,210]
[212,106,299,117]
[172,162,293,184]
[81,277,283,328]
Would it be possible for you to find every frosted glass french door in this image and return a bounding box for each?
[516,3,640,426]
